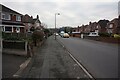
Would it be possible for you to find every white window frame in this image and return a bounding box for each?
[109,24,113,28]
[95,30,99,33]
[16,15,21,21]
[4,26,12,32]
[96,25,99,29]
[1,13,11,20]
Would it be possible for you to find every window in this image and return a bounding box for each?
[16,15,21,21]
[109,24,113,28]
[96,25,99,29]
[28,23,31,26]
[5,27,12,32]
[36,23,39,26]
[2,13,11,20]
[95,30,99,33]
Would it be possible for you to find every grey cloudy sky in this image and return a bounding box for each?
[1,0,119,28]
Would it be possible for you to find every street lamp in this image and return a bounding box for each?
[55,13,60,40]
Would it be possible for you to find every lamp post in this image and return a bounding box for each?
[55,13,60,40]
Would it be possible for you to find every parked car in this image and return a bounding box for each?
[55,33,59,36]
[63,33,69,38]
[60,31,65,37]
[88,32,99,37]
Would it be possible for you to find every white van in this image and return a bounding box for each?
[88,32,99,37]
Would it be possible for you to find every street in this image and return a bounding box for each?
[57,36,118,78]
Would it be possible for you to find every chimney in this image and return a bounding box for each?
[31,16,33,19]
[37,15,39,19]
[89,22,92,25]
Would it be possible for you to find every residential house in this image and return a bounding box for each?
[80,25,85,33]
[89,22,98,32]
[0,4,25,33]
[33,15,42,30]
[107,18,120,34]
[22,14,33,32]
[84,25,89,33]
[97,19,109,33]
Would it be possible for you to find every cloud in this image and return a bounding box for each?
[1,1,119,28]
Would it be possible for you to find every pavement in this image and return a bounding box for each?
[20,35,90,78]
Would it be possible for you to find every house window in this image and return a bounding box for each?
[96,25,99,29]
[36,23,39,26]
[5,26,12,32]
[28,23,31,26]
[95,30,99,33]
[109,24,113,28]
[16,15,21,21]
[2,13,11,20]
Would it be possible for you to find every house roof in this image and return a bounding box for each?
[98,19,109,28]
[0,4,22,15]
[22,14,33,23]
[33,18,41,24]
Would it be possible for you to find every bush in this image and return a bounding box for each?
[114,34,120,39]
[32,30,45,46]
[99,33,111,37]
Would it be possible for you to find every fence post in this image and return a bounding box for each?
[25,41,28,56]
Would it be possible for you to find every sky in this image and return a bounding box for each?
[0,0,120,28]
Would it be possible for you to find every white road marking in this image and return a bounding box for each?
[57,38,95,79]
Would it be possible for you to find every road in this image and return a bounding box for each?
[57,36,118,78]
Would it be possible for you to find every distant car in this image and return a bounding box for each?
[88,32,99,37]
[55,33,59,36]
[54,33,59,36]
[60,31,65,37]
[63,33,69,38]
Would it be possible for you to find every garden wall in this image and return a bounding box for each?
[2,40,28,56]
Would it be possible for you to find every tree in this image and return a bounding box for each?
[32,30,44,46]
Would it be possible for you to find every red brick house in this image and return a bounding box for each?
[22,14,33,32]
[106,18,120,34]
[0,4,25,33]
[84,25,89,33]
[97,19,109,33]
[33,15,42,30]
[89,22,98,32]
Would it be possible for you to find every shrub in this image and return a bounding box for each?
[32,30,45,46]
[99,33,111,37]
[114,34,120,39]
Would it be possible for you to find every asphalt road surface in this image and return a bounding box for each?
[57,36,118,78]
